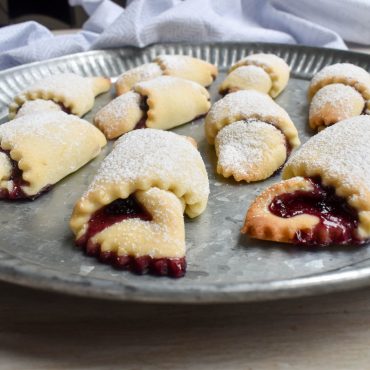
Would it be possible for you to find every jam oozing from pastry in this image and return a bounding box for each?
[134,98,149,130]
[269,177,361,246]
[76,195,186,278]
[0,149,51,200]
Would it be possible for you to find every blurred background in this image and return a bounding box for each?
[0,0,123,30]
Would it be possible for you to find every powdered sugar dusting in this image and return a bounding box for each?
[157,55,190,71]
[136,75,205,93]
[309,83,364,119]
[20,73,94,102]
[117,63,162,81]
[96,91,142,122]
[86,129,209,203]
[284,115,370,194]
[216,120,285,176]
[0,111,95,151]
[15,99,62,118]
[208,90,289,123]
[311,63,370,90]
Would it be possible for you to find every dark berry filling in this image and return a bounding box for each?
[0,149,51,200]
[76,195,186,278]
[269,177,362,246]
[134,98,148,130]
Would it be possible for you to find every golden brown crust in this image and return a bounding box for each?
[308,63,370,114]
[241,177,319,243]
[90,188,186,259]
[228,53,290,98]
[205,90,300,148]
[94,91,144,140]
[309,84,365,131]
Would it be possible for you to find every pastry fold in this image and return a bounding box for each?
[308,63,370,130]
[95,76,211,139]
[70,129,209,276]
[0,111,106,199]
[9,73,111,118]
[243,116,370,245]
[220,53,290,97]
[115,55,218,95]
[205,90,299,182]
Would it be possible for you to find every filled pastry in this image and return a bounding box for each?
[0,111,106,200]
[242,115,370,246]
[9,73,111,119]
[70,129,209,277]
[219,53,290,97]
[205,90,300,182]
[95,76,211,139]
[115,54,218,95]
[308,63,370,131]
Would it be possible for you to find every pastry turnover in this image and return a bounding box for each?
[308,63,370,131]
[115,54,218,95]
[95,76,211,139]
[205,90,300,182]
[70,129,209,277]
[0,111,106,200]
[9,73,111,119]
[242,115,370,246]
[219,53,290,97]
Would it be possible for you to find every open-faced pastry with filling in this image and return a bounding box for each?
[0,111,106,200]
[308,63,370,131]
[9,73,111,119]
[242,115,370,246]
[219,53,290,97]
[95,76,211,139]
[115,54,218,95]
[70,129,209,277]
[205,90,300,182]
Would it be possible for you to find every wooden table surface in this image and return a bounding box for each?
[2,44,370,370]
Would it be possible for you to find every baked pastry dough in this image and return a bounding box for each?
[116,54,218,95]
[95,76,211,139]
[0,111,106,200]
[219,53,290,97]
[308,63,370,130]
[70,129,209,277]
[242,115,370,246]
[9,73,111,119]
[15,99,62,118]
[205,90,300,182]
[215,120,287,182]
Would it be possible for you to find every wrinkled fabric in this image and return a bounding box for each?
[0,0,368,70]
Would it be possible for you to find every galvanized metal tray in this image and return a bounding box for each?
[1,43,370,303]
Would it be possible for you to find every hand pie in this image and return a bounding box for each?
[70,129,209,277]
[242,115,370,246]
[205,90,300,182]
[308,63,370,131]
[0,111,106,200]
[95,76,211,139]
[219,53,290,97]
[9,73,111,119]
[115,54,218,95]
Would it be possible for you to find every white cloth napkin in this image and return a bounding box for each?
[0,0,369,70]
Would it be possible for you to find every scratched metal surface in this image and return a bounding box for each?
[1,43,370,303]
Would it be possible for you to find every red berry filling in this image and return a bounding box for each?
[134,98,148,130]
[0,149,50,200]
[76,195,186,278]
[269,177,362,246]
